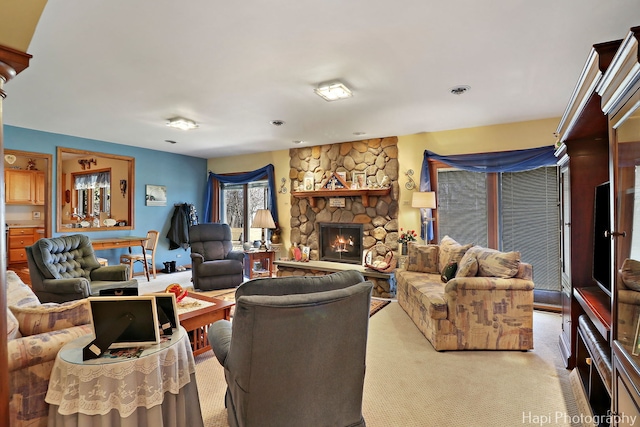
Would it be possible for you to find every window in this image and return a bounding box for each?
[437,169,488,247]
[220,180,269,248]
[72,170,111,219]
[436,166,560,293]
[502,167,560,292]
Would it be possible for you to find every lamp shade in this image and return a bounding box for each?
[411,191,437,209]
[252,209,276,229]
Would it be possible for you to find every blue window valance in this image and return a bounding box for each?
[418,146,558,241]
[204,164,278,225]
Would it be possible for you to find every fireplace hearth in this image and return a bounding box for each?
[319,223,363,265]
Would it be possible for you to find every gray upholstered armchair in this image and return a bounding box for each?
[189,223,244,290]
[26,234,138,303]
[208,270,373,427]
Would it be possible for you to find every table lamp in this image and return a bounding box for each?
[411,191,437,244]
[252,209,276,250]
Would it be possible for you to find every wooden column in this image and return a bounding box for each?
[0,44,31,427]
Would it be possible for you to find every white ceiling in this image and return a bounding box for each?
[4,1,640,159]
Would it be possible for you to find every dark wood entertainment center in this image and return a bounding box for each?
[556,27,640,425]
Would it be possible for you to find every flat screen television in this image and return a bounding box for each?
[593,181,612,296]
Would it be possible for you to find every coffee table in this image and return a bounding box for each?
[178,292,235,356]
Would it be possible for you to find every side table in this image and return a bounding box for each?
[45,327,204,427]
[244,250,275,279]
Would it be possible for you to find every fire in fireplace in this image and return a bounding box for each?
[319,223,364,265]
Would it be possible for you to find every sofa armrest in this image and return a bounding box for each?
[7,324,92,372]
[42,278,91,297]
[445,276,535,294]
[209,320,233,366]
[190,252,204,263]
[90,265,129,281]
[226,250,245,263]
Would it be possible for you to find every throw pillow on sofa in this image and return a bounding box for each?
[469,246,520,278]
[456,251,479,277]
[10,299,91,336]
[621,258,640,291]
[406,243,439,273]
[441,262,458,283]
[438,235,472,273]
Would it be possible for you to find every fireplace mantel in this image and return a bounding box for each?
[291,187,390,208]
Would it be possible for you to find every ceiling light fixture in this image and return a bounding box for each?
[314,81,353,101]
[292,140,304,144]
[270,120,285,126]
[166,117,198,131]
[449,85,471,96]
[165,140,177,144]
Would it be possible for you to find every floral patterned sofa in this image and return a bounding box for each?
[6,270,92,427]
[396,236,534,351]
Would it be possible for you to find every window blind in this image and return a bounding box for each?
[437,169,488,247]
[502,167,560,292]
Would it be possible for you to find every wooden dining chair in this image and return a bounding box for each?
[119,230,160,280]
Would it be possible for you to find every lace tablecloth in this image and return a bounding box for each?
[45,327,197,417]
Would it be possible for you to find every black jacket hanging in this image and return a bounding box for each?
[167,204,191,250]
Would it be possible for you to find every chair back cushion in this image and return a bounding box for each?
[228,280,372,427]
[189,223,233,261]
[30,234,100,280]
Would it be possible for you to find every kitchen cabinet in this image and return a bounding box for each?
[6,169,45,205]
[8,227,39,264]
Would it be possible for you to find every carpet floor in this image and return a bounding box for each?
[194,304,582,427]
[141,272,582,426]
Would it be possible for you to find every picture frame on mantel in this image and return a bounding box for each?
[352,171,367,189]
[145,184,167,206]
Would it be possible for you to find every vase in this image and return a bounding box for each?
[402,243,408,255]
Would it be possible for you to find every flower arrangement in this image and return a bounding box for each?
[397,228,418,244]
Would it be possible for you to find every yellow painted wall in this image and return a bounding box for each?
[208,117,560,253]
[397,117,559,242]
[0,0,47,51]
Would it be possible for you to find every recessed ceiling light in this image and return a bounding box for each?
[165,140,177,144]
[166,117,198,130]
[449,85,471,96]
[270,120,285,126]
[292,140,304,144]
[314,81,353,101]
[353,132,366,136]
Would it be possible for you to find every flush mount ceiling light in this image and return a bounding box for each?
[166,117,198,131]
[449,85,471,96]
[292,140,304,144]
[314,81,353,101]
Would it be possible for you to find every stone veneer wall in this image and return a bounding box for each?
[289,137,400,265]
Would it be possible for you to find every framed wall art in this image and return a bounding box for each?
[145,184,167,206]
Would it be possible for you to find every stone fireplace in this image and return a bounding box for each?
[284,137,399,297]
[319,223,363,264]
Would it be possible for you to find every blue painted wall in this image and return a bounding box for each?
[4,125,207,275]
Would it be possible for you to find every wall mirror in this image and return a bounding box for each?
[56,147,134,232]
